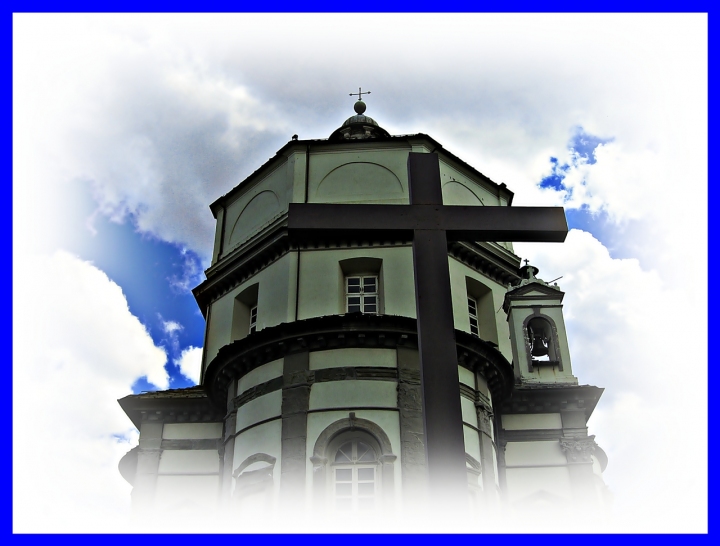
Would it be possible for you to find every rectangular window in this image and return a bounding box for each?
[346,276,378,314]
[468,297,479,336]
[249,305,258,334]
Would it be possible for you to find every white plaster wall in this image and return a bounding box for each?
[162,422,223,439]
[504,440,567,467]
[297,246,416,320]
[458,365,474,387]
[439,159,500,207]
[158,450,220,474]
[502,413,563,431]
[308,146,410,204]
[504,466,572,504]
[461,396,478,428]
[309,380,397,410]
[310,348,397,370]
[223,161,290,253]
[233,420,282,474]
[463,424,481,463]
[154,475,220,510]
[204,254,294,369]
[235,391,282,432]
[237,358,283,394]
[205,294,234,368]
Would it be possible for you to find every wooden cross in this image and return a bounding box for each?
[349,87,371,101]
[287,153,567,501]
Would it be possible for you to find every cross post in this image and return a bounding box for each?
[349,87,371,101]
[287,153,568,503]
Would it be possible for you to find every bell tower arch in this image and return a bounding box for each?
[503,263,578,385]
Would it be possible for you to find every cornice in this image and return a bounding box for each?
[449,241,522,286]
[194,226,525,315]
[117,390,225,430]
[499,384,604,420]
[203,314,515,409]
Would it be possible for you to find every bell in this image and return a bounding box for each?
[531,333,549,357]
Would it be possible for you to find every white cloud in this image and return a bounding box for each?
[175,346,203,385]
[161,320,182,335]
[515,230,707,533]
[13,13,706,267]
[13,251,169,532]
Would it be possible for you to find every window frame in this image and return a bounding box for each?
[327,432,383,512]
[345,274,379,315]
[249,305,258,334]
[468,296,480,336]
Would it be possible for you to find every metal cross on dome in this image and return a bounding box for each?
[349,87,371,100]
[287,153,568,503]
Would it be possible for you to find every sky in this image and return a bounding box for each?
[12,13,707,533]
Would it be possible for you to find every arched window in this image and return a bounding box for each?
[328,432,381,511]
[232,453,276,514]
[310,415,397,511]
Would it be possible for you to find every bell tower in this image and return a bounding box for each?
[503,262,578,385]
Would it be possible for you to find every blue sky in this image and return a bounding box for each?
[13,13,707,533]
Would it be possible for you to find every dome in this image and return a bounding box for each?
[342,114,379,128]
[329,100,391,141]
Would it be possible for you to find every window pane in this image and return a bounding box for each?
[335,468,352,481]
[363,277,377,293]
[348,305,361,313]
[348,296,361,305]
[335,443,353,463]
[363,296,377,314]
[335,483,352,496]
[358,467,375,481]
[347,285,361,294]
[357,443,376,462]
[347,278,361,293]
[358,482,375,496]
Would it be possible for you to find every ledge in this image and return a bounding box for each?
[203,313,515,407]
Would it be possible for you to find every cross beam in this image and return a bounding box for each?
[287,153,568,501]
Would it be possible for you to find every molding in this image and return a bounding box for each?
[501,429,563,442]
[311,415,395,461]
[195,229,528,317]
[233,453,277,478]
[448,241,521,287]
[232,367,400,411]
[117,387,225,430]
[160,439,222,450]
[499,384,604,421]
[205,314,515,409]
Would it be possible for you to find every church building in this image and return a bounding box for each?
[118,95,610,524]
